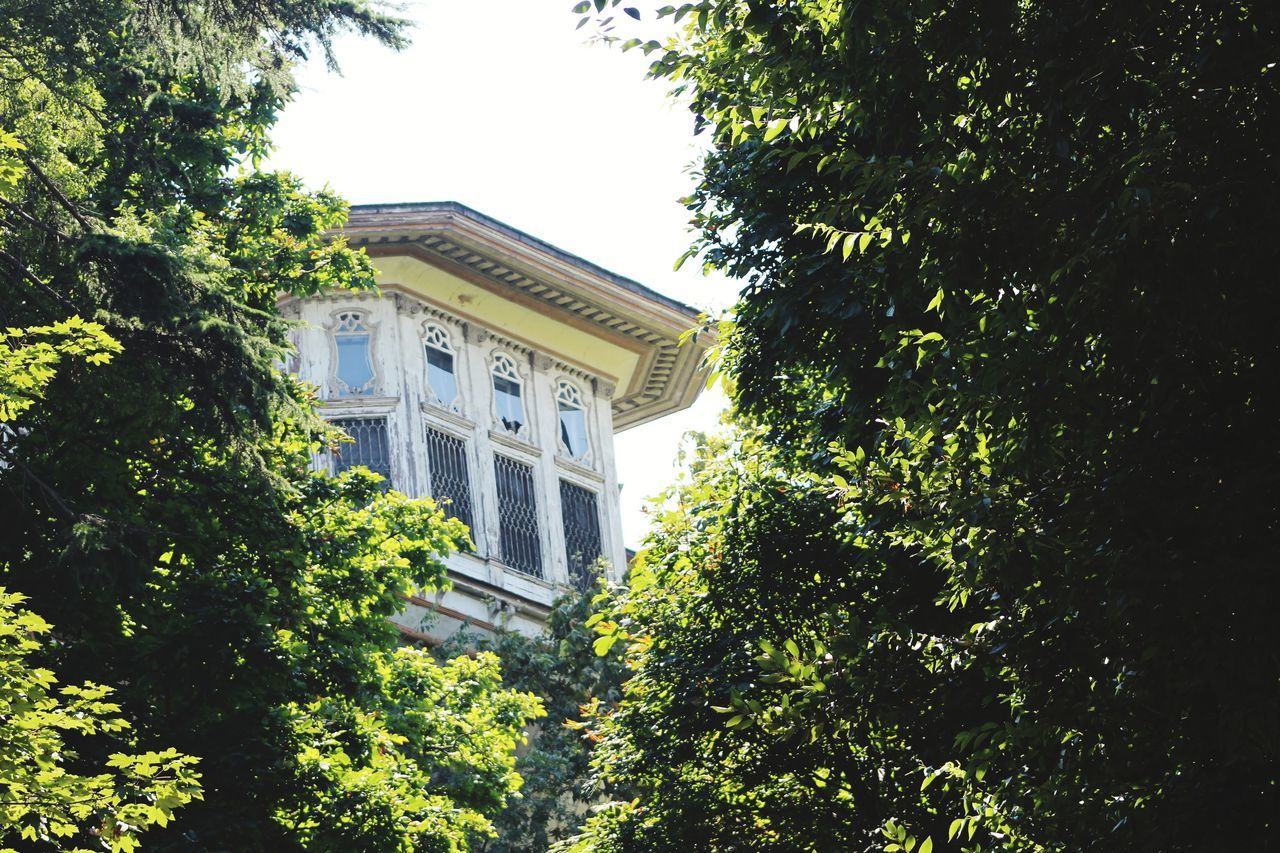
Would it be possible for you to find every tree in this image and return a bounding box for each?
[438,585,630,852]
[1,0,542,848]
[566,1,1280,850]
[1,319,202,851]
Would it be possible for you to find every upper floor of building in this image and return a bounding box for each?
[282,202,711,628]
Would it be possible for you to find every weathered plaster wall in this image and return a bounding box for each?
[288,266,627,639]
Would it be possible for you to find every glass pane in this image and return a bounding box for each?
[425,347,457,405]
[558,403,588,458]
[336,333,374,395]
[493,375,524,432]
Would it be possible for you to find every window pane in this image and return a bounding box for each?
[558,402,588,458]
[493,375,524,432]
[425,426,474,536]
[425,347,457,406]
[330,417,391,489]
[494,454,542,577]
[560,480,602,591]
[336,333,374,395]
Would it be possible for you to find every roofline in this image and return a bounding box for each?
[348,202,702,321]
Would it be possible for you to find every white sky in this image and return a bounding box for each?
[267,0,735,547]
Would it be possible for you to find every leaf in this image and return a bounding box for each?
[926,287,945,313]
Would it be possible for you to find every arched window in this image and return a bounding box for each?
[491,352,525,434]
[556,380,589,459]
[332,311,376,396]
[422,322,458,408]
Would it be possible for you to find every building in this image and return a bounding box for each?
[281,202,710,638]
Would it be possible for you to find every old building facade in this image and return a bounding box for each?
[283,202,709,638]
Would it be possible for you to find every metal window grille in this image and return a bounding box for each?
[425,426,474,532]
[560,480,602,591]
[330,417,391,489]
[494,454,542,578]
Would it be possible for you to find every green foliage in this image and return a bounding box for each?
[0,589,202,853]
[1,320,201,851]
[278,649,543,852]
[0,317,121,421]
[1,0,540,848]
[440,584,630,852]
[568,1,1280,850]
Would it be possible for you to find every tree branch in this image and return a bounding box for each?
[0,248,74,310]
[17,150,94,232]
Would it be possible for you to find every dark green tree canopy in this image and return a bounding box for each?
[564,1,1280,850]
[1,0,543,848]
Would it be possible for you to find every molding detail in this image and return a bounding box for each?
[339,202,714,431]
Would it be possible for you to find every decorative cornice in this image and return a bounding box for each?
[339,202,713,431]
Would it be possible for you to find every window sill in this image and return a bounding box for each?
[420,402,473,431]
[322,395,400,410]
[555,454,604,481]
[488,428,542,457]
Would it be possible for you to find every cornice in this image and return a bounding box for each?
[337,203,713,431]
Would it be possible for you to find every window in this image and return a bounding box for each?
[560,480,602,591]
[556,380,588,460]
[423,323,458,408]
[491,353,525,434]
[494,454,542,577]
[333,311,376,396]
[424,426,474,534]
[329,417,391,489]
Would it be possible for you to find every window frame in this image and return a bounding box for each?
[489,349,532,441]
[421,320,464,415]
[325,309,382,398]
[554,378,592,464]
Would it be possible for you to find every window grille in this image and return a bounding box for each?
[556,380,588,459]
[424,426,474,533]
[333,311,376,396]
[560,480,602,591]
[329,417,391,489]
[494,454,542,577]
